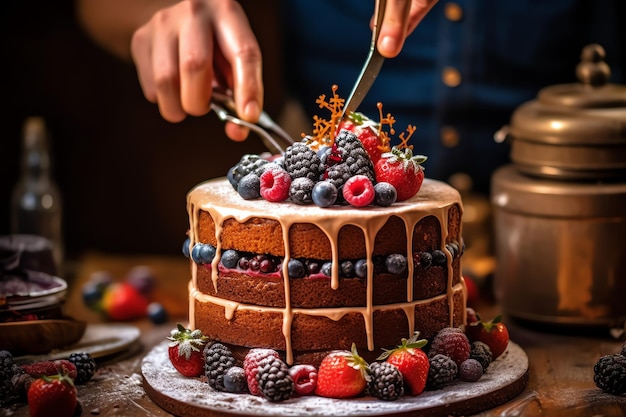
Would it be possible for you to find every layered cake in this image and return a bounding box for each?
[185,86,466,365]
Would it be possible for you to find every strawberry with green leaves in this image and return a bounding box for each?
[167,324,209,377]
[27,373,77,417]
[374,147,427,201]
[315,343,369,399]
[337,112,387,164]
[377,332,430,395]
[465,314,510,359]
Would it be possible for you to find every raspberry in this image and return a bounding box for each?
[469,341,492,372]
[459,359,483,382]
[426,354,458,390]
[260,168,291,202]
[428,327,471,366]
[284,142,323,181]
[289,177,315,205]
[256,356,294,402]
[243,349,280,396]
[367,361,404,401]
[21,360,78,380]
[342,175,375,207]
[594,354,626,395]
[203,343,236,391]
[289,364,318,396]
[68,352,97,384]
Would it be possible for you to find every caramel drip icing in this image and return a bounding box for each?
[187,178,463,364]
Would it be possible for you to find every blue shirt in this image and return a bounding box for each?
[282,0,626,194]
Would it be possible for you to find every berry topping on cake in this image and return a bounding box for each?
[374,146,426,202]
[289,364,318,396]
[377,332,429,396]
[167,324,209,377]
[225,85,428,207]
[243,349,280,396]
[342,175,375,207]
[204,342,237,391]
[465,314,510,359]
[255,356,295,402]
[315,343,369,399]
[367,361,404,401]
[428,327,471,367]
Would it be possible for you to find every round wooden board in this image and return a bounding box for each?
[142,341,529,417]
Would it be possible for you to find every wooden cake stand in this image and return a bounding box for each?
[141,341,529,417]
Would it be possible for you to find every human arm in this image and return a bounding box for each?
[76,0,262,141]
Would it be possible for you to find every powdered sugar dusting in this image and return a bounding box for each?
[141,341,529,416]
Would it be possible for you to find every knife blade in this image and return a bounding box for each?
[340,0,387,120]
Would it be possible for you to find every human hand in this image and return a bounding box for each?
[130,0,262,141]
[375,0,439,58]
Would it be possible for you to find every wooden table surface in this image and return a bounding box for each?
[3,252,626,417]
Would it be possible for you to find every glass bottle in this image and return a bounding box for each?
[11,116,64,273]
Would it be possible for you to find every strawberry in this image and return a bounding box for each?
[167,324,209,377]
[315,343,369,399]
[377,332,430,395]
[374,146,426,201]
[27,373,77,417]
[22,360,78,380]
[465,314,510,359]
[101,282,149,321]
[337,112,387,164]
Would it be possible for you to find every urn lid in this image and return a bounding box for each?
[502,44,626,180]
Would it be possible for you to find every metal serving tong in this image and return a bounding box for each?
[340,0,388,120]
[210,88,294,155]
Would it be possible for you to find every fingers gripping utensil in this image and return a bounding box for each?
[210,88,294,154]
[340,0,388,120]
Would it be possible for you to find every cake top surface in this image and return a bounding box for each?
[189,177,461,222]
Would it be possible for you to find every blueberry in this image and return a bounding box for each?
[432,249,447,266]
[385,254,407,275]
[221,249,240,268]
[237,173,261,200]
[317,146,330,159]
[312,181,338,208]
[227,165,239,190]
[182,237,191,258]
[81,281,105,311]
[340,260,355,278]
[191,243,216,264]
[147,302,168,324]
[354,259,368,278]
[223,366,248,393]
[374,182,397,207]
[321,262,332,277]
[418,252,433,269]
[446,242,458,258]
[288,259,305,278]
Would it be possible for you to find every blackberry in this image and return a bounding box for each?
[621,341,626,357]
[470,341,492,372]
[255,356,294,402]
[426,354,458,390]
[0,351,19,407]
[594,354,626,395]
[68,352,97,384]
[367,361,404,401]
[324,161,352,190]
[334,130,376,183]
[289,177,315,205]
[231,154,269,188]
[204,342,236,391]
[284,142,323,181]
